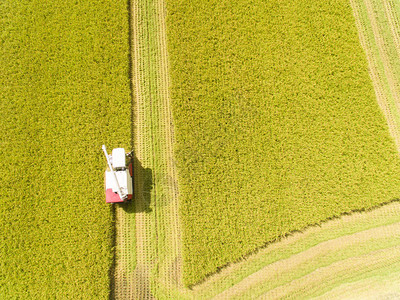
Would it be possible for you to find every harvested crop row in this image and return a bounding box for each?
[114,0,183,298]
[220,222,400,298]
[350,0,400,152]
[315,270,400,299]
[0,0,131,298]
[191,201,400,298]
[166,0,400,286]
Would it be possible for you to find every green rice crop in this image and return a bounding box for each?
[0,0,130,298]
[166,0,400,286]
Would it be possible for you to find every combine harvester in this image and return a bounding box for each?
[102,145,133,203]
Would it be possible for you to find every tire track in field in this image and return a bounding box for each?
[364,0,400,118]
[131,0,157,298]
[113,0,157,298]
[113,0,141,297]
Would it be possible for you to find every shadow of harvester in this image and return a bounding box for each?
[120,154,153,214]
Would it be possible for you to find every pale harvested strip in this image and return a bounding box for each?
[350,0,400,151]
[114,0,157,298]
[364,0,400,104]
[190,202,400,299]
[316,271,400,299]
[153,0,184,295]
[114,204,136,298]
[367,0,400,121]
[128,0,158,298]
[213,220,400,299]
[114,0,183,298]
[383,0,400,59]
[259,246,400,299]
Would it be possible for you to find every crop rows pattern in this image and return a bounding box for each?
[0,0,131,298]
[193,201,400,298]
[166,0,400,286]
[114,0,183,298]
[120,0,400,297]
[350,0,400,151]
[3,0,399,297]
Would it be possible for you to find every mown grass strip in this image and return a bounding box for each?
[0,1,130,298]
[167,0,400,286]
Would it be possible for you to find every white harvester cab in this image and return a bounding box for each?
[102,145,133,203]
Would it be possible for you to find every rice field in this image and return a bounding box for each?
[0,0,131,298]
[2,0,400,298]
[166,0,400,286]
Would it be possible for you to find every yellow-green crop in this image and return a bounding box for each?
[0,0,130,298]
[166,0,400,286]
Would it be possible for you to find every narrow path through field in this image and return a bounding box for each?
[132,0,183,297]
[114,0,183,298]
[383,0,400,58]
